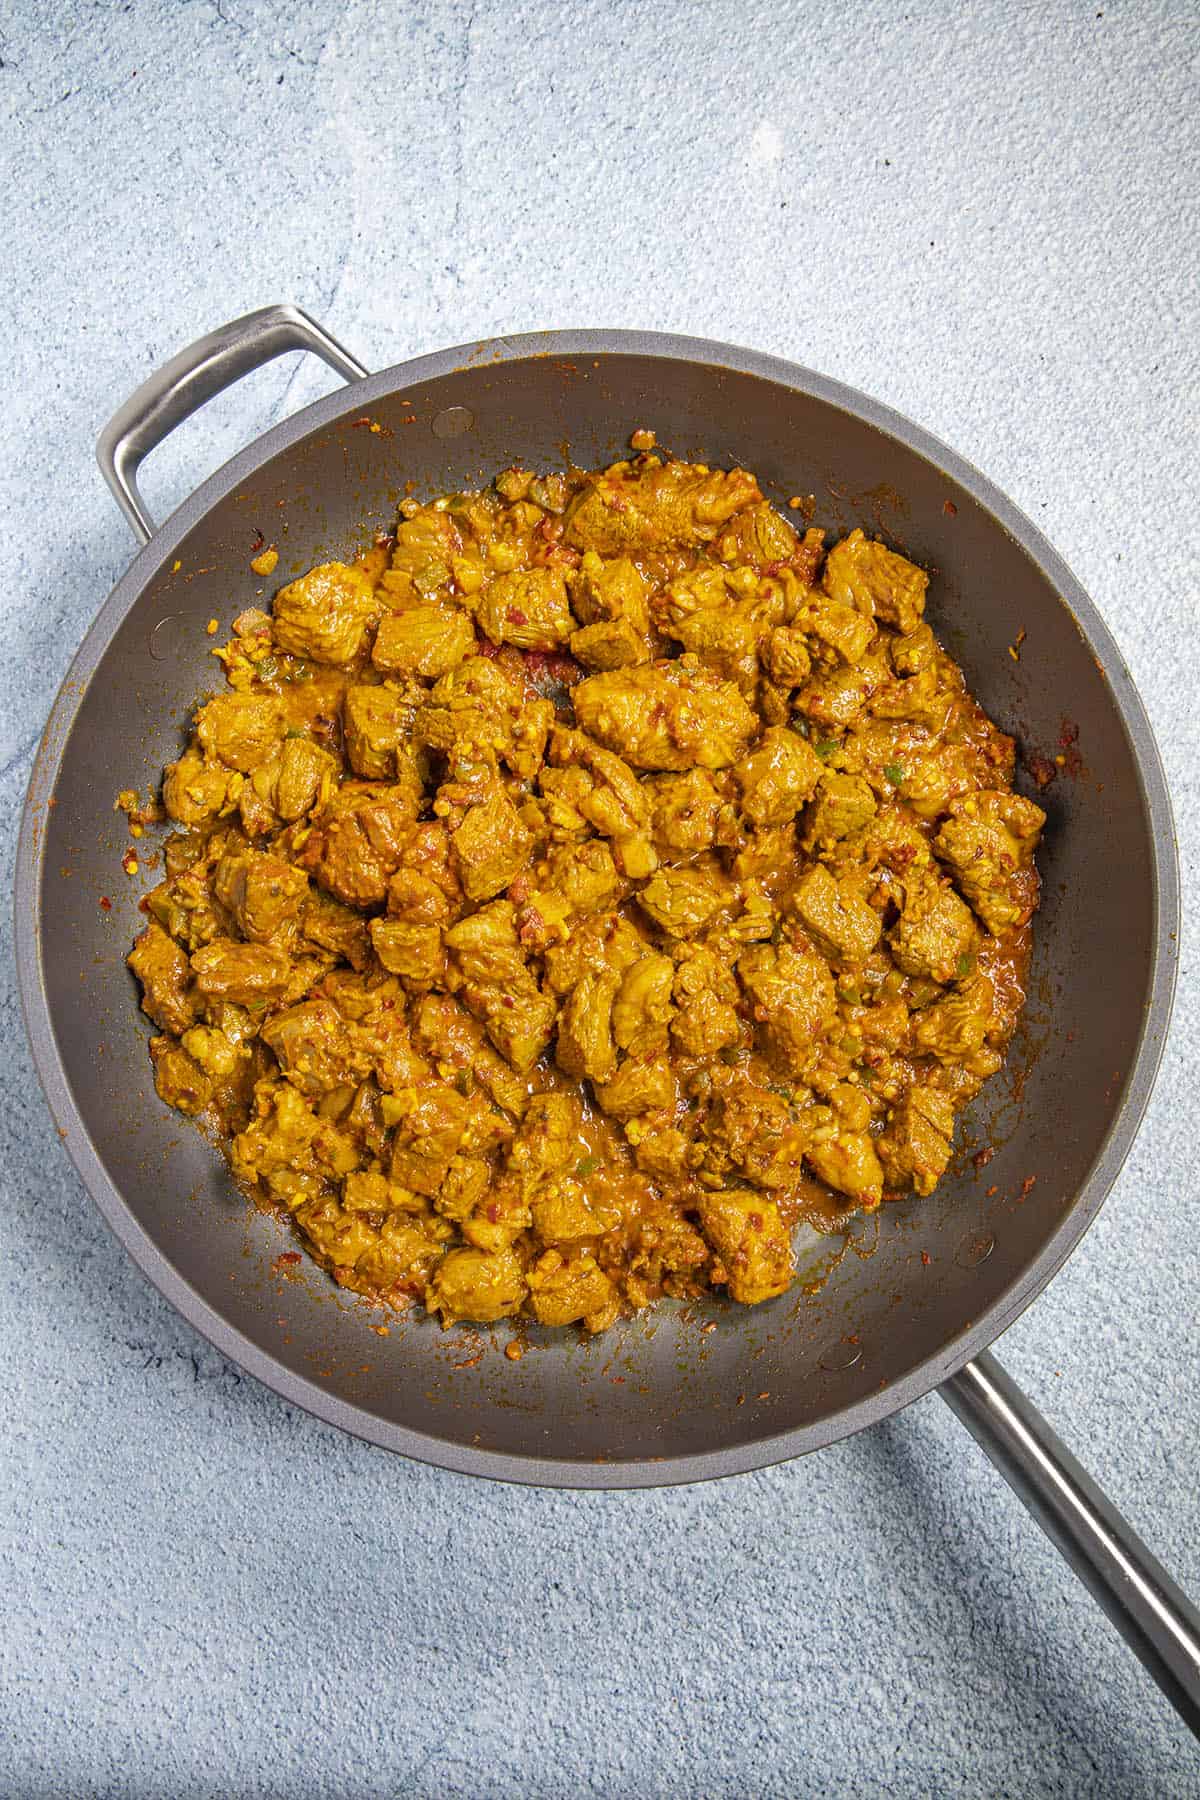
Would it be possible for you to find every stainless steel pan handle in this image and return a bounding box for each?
[943,1352,1200,1735]
[96,303,368,543]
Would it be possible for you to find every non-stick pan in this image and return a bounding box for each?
[15,306,1199,1729]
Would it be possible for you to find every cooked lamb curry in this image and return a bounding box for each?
[127,445,1044,1334]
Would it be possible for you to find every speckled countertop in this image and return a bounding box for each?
[2,2,1198,1794]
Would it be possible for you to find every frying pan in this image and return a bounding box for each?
[15,306,1199,1730]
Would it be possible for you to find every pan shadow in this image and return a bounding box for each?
[843,1403,1189,1793]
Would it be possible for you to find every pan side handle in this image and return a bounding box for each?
[96,304,368,544]
[942,1351,1200,1737]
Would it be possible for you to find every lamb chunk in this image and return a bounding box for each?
[668,602,763,697]
[542,838,623,917]
[696,1189,793,1306]
[432,1157,491,1223]
[670,946,741,1057]
[451,789,535,903]
[565,461,761,555]
[531,1179,613,1246]
[389,506,461,579]
[870,665,954,732]
[734,725,823,826]
[737,942,836,1072]
[891,621,937,676]
[422,655,553,780]
[822,528,928,635]
[128,921,199,1035]
[352,1213,445,1293]
[190,938,292,1005]
[934,791,1045,934]
[213,849,308,943]
[548,728,650,838]
[443,900,525,986]
[556,968,621,1084]
[648,768,723,854]
[789,863,881,966]
[459,1179,531,1254]
[231,1079,320,1194]
[274,736,339,821]
[412,993,528,1117]
[878,1085,955,1196]
[388,1080,472,1196]
[301,889,373,971]
[712,500,800,566]
[342,684,422,782]
[636,857,733,937]
[804,1120,884,1209]
[569,551,651,631]
[803,771,877,847]
[764,626,812,688]
[461,972,557,1076]
[795,658,889,729]
[542,913,646,996]
[150,1038,213,1116]
[508,1093,580,1190]
[299,784,417,909]
[526,1250,617,1327]
[195,693,284,772]
[427,1246,527,1322]
[161,749,231,826]
[912,975,995,1064]
[593,1056,674,1121]
[474,568,574,651]
[572,659,757,771]
[830,802,933,884]
[145,864,230,953]
[371,604,475,678]
[569,617,651,670]
[272,561,377,665]
[612,953,675,1057]
[633,1128,690,1181]
[890,878,978,985]
[261,997,368,1097]
[702,1081,808,1191]
[369,919,444,988]
[799,595,876,666]
[387,868,453,927]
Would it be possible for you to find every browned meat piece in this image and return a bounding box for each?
[214,849,308,943]
[343,684,422,782]
[934,791,1045,934]
[190,938,292,1005]
[671,945,741,1057]
[299,784,418,909]
[369,919,444,987]
[734,726,823,826]
[890,876,978,984]
[371,604,475,678]
[450,789,535,903]
[150,1037,212,1116]
[195,693,284,772]
[128,922,197,1035]
[822,529,928,634]
[474,568,575,650]
[272,561,377,665]
[161,748,231,825]
[738,942,836,1072]
[565,460,761,554]
[878,1085,955,1196]
[573,659,757,771]
[789,863,881,966]
[696,1189,793,1305]
[262,997,370,1097]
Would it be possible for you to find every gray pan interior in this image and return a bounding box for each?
[15,331,1178,1486]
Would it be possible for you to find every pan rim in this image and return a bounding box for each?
[14,326,1180,1488]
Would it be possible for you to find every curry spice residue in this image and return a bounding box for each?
[126,445,1044,1335]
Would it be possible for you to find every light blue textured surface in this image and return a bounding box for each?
[2,2,1199,1794]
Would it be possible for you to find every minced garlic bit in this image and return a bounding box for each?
[206,618,219,635]
[250,546,279,577]
[630,427,657,451]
